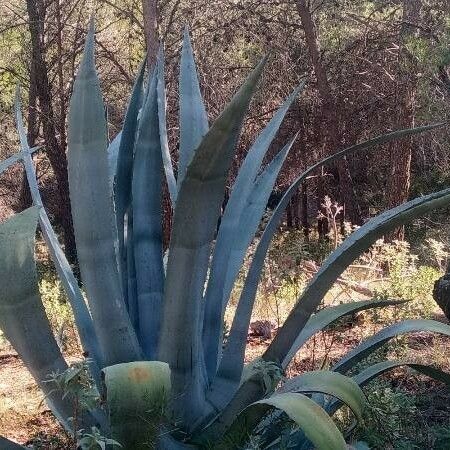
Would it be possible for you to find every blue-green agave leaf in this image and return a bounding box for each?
[326,360,450,417]
[332,319,450,373]
[115,59,146,302]
[353,360,450,387]
[132,62,165,358]
[281,298,406,369]
[126,209,139,331]
[68,21,142,365]
[218,184,450,426]
[276,370,367,423]
[203,87,303,380]
[14,88,103,370]
[211,370,366,449]
[217,393,347,450]
[208,136,296,388]
[230,124,445,373]
[0,437,26,449]
[224,135,299,305]
[0,207,78,429]
[178,27,209,188]
[107,131,122,186]
[157,45,178,204]
[158,57,267,428]
[263,190,450,367]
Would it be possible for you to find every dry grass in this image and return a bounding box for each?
[0,346,70,448]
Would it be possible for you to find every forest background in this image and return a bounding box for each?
[1,1,450,449]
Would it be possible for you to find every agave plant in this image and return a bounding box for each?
[1,21,450,449]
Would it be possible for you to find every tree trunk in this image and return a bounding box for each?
[55,0,67,153]
[142,0,159,68]
[286,200,293,228]
[301,182,309,239]
[26,0,77,264]
[296,0,361,225]
[385,0,421,241]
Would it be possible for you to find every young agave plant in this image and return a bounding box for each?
[1,22,450,449]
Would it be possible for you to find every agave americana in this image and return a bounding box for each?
[1,21,450,450]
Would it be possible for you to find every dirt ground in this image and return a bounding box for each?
[1,313,450,449]
[0,350,70,448]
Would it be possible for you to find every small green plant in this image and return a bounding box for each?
[355,380,418,448]
[78,427,122,450]
[45,360,102,448]
[350,375,450,449]
[1,19,450,450]
[360,239,441,322]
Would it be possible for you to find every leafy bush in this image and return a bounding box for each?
[39,272,77,353]
[352,377,450,449]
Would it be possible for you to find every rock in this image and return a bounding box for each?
[249,320,277,340]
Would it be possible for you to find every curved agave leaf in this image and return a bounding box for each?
[178,27,209,188]
[158,57,267,427]
[14,88,103,370]
[276,370,367,423]
[126,209,139,331]
[206,135,297,383]
[225,123,445,381]
[262,369,369,450]
[213,299,405,404]
[265,188,450,366]
[223,136,298,301]
[0,437,26,450]
[115,59,146,304]
[281,298,406,369]
[326,360,450,418]
[217,393,347,450]
[157,45,177,204]
[0,208,76,429]
[132,61,164,358]
[103,361,171,449]
[354,359,450,387]
[332,319,450,373]
[203,85,303,378]
[68,21,141,365]
[107,131,122,187]
[0,146,39,174]
[218,185,450,429]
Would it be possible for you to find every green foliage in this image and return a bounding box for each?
[78,427,122,450]
[2,22,450,450]
[39,272,77,352]
[352,377,450,450]
[46,359,99,412]
[45,360,110,449]
[362,239,441,321]
[350,379,418,449]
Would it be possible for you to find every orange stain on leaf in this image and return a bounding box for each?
[128,367,151,383]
